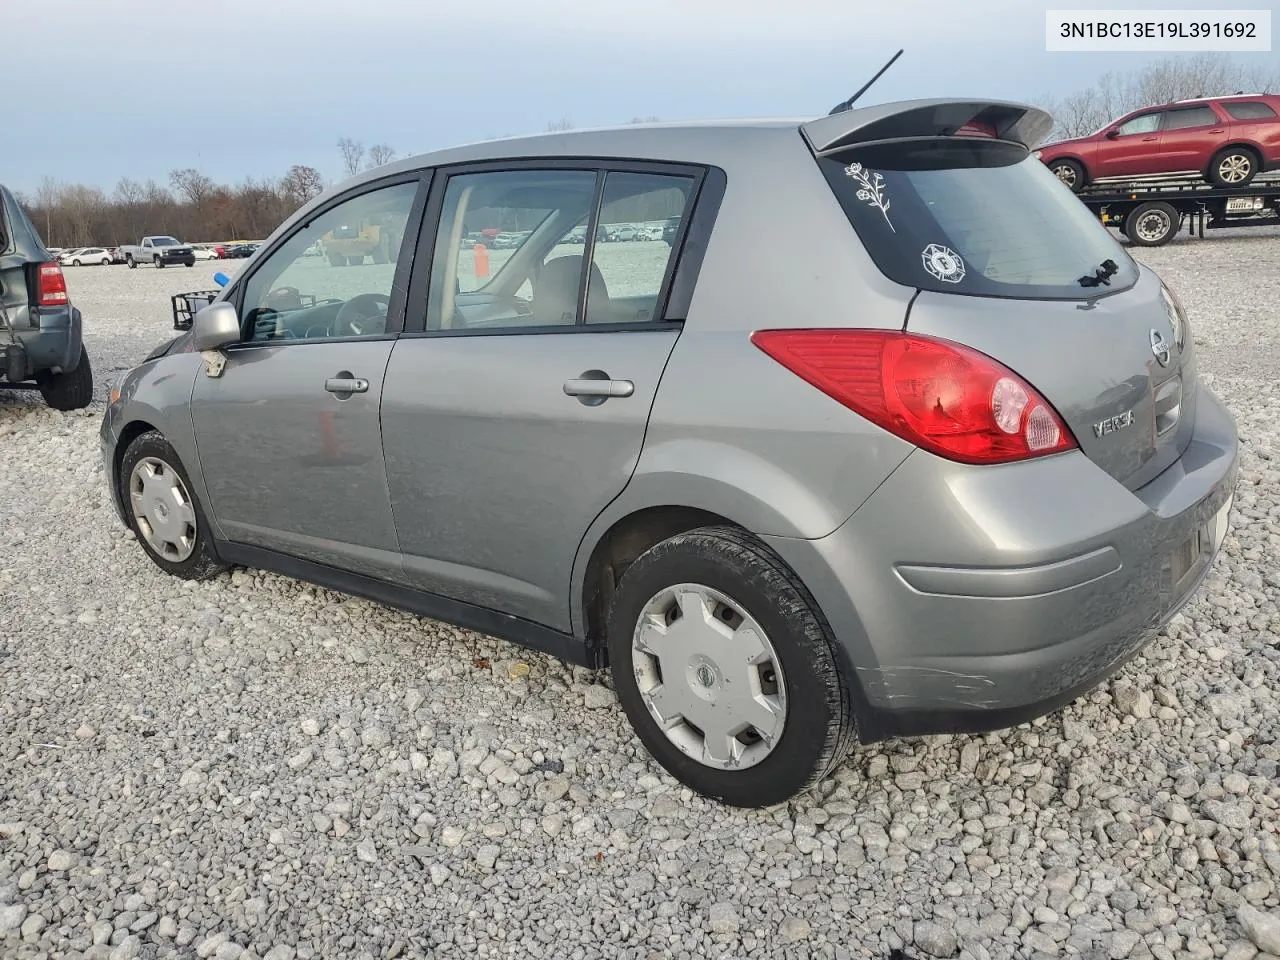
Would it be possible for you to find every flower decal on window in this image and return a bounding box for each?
[844,162,894,232]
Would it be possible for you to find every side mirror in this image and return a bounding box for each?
[1105,129,1120,140]
[191,301,241,352]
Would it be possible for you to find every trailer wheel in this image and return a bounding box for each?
[1124,201,1179,247]
[1050,159,1086,192]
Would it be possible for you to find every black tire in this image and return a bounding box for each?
[606,525,856,808]
[72,259,82,267]
[119,430,228,581]
[127,256,136,269]
[185,261,194,267]
[1208,147,1258,188]
[1124,201,1180,246]
[328,253,345,267]
[154,256,164,269]
[36,347,94,411]
[1049,158,1086,192]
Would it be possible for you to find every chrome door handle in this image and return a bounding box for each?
[325,377,369,394]
[563,378,634,398]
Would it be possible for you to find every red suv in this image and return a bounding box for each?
[1036,94,1280,191]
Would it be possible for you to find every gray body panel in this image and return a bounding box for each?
[765,387,1236,730]
[383,331,678,629]
[190,341,402,580]
[101,102,1241,744]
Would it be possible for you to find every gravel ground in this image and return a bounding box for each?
[3,231,1280,960]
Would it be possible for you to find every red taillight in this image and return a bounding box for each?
[37,263,68,306]
[750,329,1077,465]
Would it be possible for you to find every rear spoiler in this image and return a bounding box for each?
[801,98,1054,157]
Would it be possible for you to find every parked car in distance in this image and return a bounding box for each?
[192,245,219,261]
[119,236,196,269]
[1037,94,1280,191]
[0,184,93,410]
[57,248,84,265]
[101,101,1238,808]
[64,247,113,266]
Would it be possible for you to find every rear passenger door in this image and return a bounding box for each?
[1158,104,1226,174]
[381,162,710,631]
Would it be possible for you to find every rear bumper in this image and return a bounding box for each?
[0,306,82,381]
[765,386,1239,743]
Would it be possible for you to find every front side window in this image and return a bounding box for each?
[241,180,418,342]
[1163,106,1219,130]
[819,139,1138,300]
[1115,113,1160,136]
[1224,101,1278,121]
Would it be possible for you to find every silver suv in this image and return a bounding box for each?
[102,99,1238,807]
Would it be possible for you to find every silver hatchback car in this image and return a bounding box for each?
[102,99,1238,807]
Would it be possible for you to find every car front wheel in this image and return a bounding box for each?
[606,525,856,808]
[120,430,228,581]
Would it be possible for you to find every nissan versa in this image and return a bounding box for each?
[101,99,1238,808]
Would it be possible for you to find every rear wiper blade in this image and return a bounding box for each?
[1077,258,1119,288]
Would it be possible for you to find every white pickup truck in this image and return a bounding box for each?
[118,236,196,269]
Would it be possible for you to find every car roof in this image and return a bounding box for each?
[323,99,1049,194]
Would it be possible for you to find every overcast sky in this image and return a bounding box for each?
[8,0,1276,194]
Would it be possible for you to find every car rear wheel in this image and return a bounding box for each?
[1209,148,1258,187]
[1050,159,1086,192]
[1124,201,1180,246]
[120,431,227,581]
[36,347,93,411]
[606,525,855,808]
[127,256,136,269]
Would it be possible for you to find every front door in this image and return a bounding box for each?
[191,178,424,579]
[381,165,699,630]
[1095,110,1163,178]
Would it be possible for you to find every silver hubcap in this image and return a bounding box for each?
[1136,211,1172,243]
[128,457,197,562]
[1053,164,1077,186]
[1219,154,1251,183]
[632,584,787,770]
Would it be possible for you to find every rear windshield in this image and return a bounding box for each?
[818,139,1138,300]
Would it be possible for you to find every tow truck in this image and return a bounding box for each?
[1076,173,1280,247]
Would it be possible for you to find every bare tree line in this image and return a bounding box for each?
[1041,54,1280,140]
[18,165,327,249]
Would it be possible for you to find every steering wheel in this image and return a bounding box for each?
[337,293,391,336]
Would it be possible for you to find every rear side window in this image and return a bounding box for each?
[588,172,694,324]
[1163,106,1218,130]
[818,139,1138,300]
[1224,101,1278,121]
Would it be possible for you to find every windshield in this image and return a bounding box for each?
[818,139,1137,300]
[151,237,179,246]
